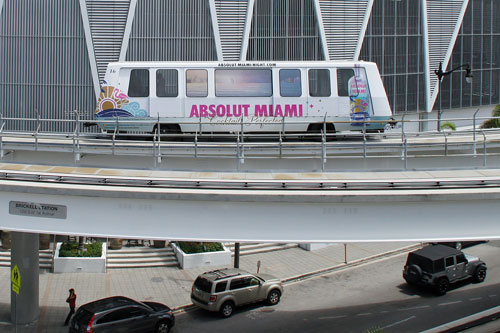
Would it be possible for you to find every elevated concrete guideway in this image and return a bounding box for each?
[1,162,499,243]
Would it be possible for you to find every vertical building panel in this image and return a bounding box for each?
[213,0,249,61]
[317,0,370,60]
[126,0,217,61]
[87,0,130,81]
[0,0,96,131]
[426,0,469,111]
[247,0,323,61]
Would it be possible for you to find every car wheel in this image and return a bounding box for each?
[267,290,281,305]
[473,266,487,283]
[156,320,170,333]
[220,301,234,318]
[435,278,449,296]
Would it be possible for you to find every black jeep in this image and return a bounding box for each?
[403,245,486,296]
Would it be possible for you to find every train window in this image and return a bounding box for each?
[156,69,178,97]
[308,69,330,97]
[128,69,149,97]
[186,69,208,97]
[337,69,355,97]
[279,69,301,97]
[215,69,272,97]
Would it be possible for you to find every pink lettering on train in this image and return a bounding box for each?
[190,104,303,118]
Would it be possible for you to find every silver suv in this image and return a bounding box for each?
[191,268,283,318]
[403,244,487,296]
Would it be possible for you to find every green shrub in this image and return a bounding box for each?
[481,104,500,128]
[440,121,456,131]
[59,241,102,257]
[177,242,224,254]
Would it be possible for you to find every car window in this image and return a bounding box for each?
[433,258,445,272]
[230,277,251,290]
[194,277,213,293]
[96,307,141,324]
[249,277,260,286]
[73,308,94,325]
[456,254,466,264]
[215,281,227,293]
[445,256,455,267]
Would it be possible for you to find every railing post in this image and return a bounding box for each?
[279,131,283,158]
[482,130,487,167]
[362,120,367,158]
[35,112,40,151]
[401,113,406,143]
[194,132,198,158]
[442,131,448,156]
[74,110,80,162]
[0,112,4,158]
[236,133,241,171]
[321,129,326,171]
[473,108,480,157]
[156,116,161,165]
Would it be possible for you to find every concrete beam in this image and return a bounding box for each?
[0,179,499,243]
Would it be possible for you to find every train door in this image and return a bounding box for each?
[337,67,373,129]
[275,68,307,131]
[125,68,150,118]
[150,68,183,118]
[307,68,335,119]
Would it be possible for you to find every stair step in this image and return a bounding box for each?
[107,257,177,264]
[108,248,173,253]
[107,261,179,268]
[225,243,298,255]
[107,251,175,258]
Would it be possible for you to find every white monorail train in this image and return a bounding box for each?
[95,61,392,134]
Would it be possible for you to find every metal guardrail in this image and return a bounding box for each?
[1,168,500,191]
[1,112,500,171]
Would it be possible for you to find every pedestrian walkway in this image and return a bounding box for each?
[0,241,419,332]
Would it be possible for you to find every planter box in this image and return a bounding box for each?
[299,243,336,251]
[171,243,231,269]
[54,242,107,273]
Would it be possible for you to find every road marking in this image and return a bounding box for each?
[381,315,416,329]
[438,300,463,306]
[399,305,430,311]
[357,312,372,316]
[469,297,482,301]
[318,315,347,320]
[0,322,11,326]
[489,295,497,298]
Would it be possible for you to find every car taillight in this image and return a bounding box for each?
[209,295,217,302]
[86,314,95,333]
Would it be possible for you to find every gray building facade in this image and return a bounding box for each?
[0,0,498,131]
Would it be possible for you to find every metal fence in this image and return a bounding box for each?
[1,112,500,171]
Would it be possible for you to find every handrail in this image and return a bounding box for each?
[473,108,480,156]
[1,168,500,191]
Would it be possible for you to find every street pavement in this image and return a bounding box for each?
[0,241,419,332]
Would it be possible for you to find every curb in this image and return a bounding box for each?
[281,243,421,284]
[172,243,421,313]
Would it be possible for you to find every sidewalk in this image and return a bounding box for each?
[0,242,419,332]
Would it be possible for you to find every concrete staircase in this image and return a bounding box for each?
[0,249,53,269]
[225,242,299,256]
[106,246,179,269]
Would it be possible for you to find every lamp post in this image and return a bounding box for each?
[434,62,473,131]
